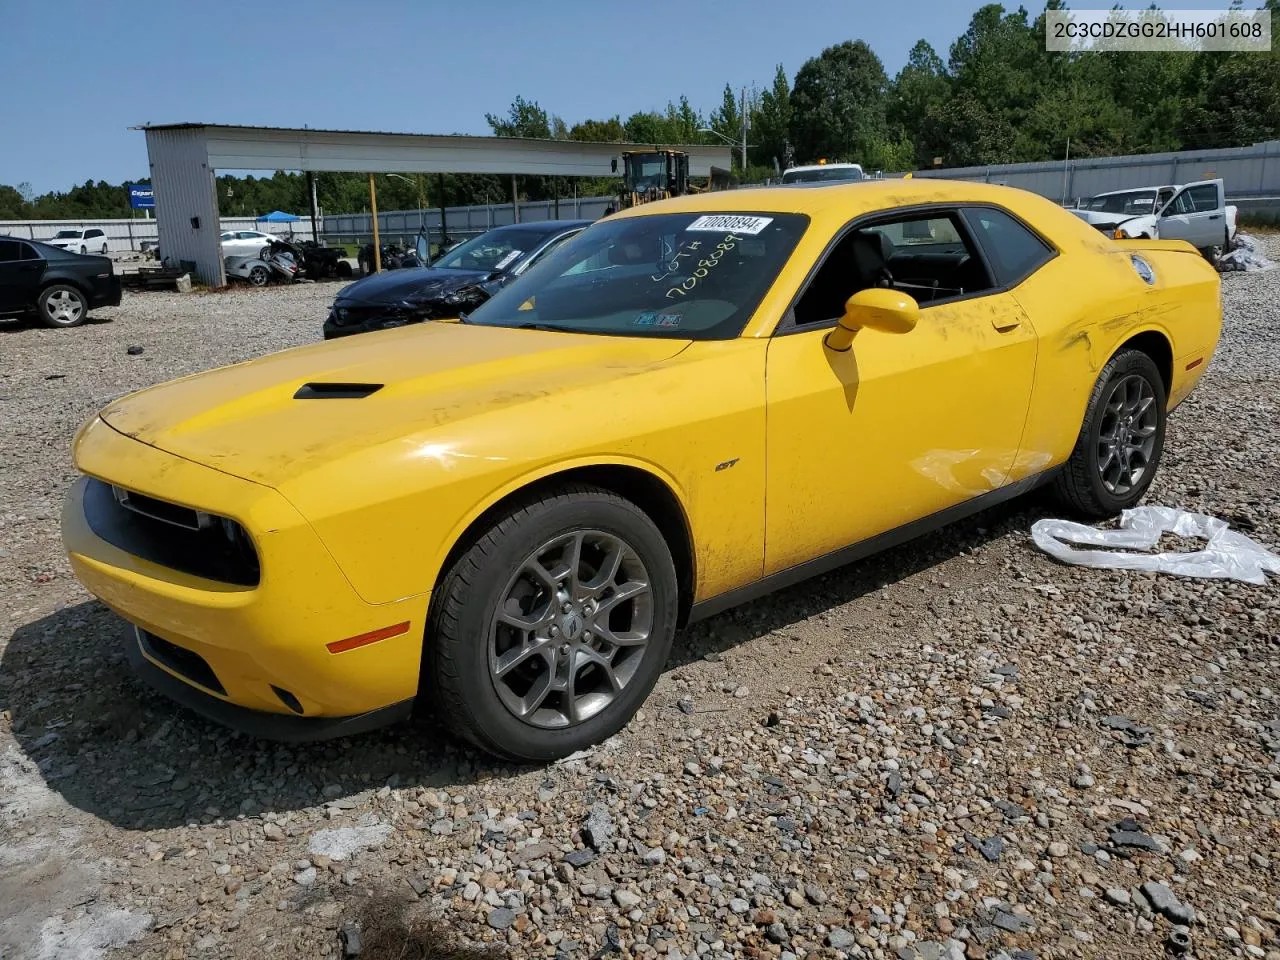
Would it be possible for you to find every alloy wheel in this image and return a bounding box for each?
[45,290,84,325]
[488,530,653,729]
[1096,374,1158,495]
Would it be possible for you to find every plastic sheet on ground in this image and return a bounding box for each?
[1031,506,1280,585]
[1218,232,1278,273]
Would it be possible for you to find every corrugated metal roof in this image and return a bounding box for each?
[130,122,713,151]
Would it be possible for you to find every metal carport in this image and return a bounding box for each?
[135,123,732,286]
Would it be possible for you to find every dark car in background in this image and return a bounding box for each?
[0,237,122,328]
[323,220,589,339]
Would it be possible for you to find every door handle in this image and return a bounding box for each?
[1208,214,1222,220]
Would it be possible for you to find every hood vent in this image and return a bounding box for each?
[294,382,384,400]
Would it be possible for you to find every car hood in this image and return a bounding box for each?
[96,321,690,487]
[1068,209,1138,227]
[336,267,493,305]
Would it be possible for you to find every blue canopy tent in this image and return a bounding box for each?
[256,210,301,223]
[256,210,301,239]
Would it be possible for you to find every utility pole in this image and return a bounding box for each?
[306,171,319,244]
[368,173,381,273]
[1060,137,1071,205]
[741,86,749,172]
[437,173,448,245]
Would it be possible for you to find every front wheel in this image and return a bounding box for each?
[37,284,88,328]
[79,245,87,254]
[1052,349,1166,518]
[247,265,269,286]
[427,485,678,762]
[101,242,109,254]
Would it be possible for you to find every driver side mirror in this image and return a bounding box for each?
[824,289,918,352]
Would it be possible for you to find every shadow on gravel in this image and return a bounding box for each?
[0,602,512,831]
[1,491,1053,831]
[665,490,1056,670]
[0,315,114,333]
[348,892,505,959]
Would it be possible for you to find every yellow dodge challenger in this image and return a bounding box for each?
[62,180,1221,761]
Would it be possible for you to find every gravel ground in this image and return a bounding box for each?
[1,249,1278,960]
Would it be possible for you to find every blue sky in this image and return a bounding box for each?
[0,0,1243,193]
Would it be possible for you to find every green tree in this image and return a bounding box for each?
[485,95,553,139]
[887,40,950,167]
[568,117,627,142]
[751,64,792,171]
[710,84,742,167]
[789,40,891,165]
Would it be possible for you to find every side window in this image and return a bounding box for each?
[1187,184,1219,212]
[17,242,40,260]
[86,229,103,239]
[792,211,993,326]
[1168,190,1196,215]
[962,207,1054,287]
[220,232,234,241]
[0,239,20,263]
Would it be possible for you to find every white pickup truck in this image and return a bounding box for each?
[1070,178,1237,257]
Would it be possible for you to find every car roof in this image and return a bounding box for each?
[784,163,863,173]
[1092,185,1174,197]
[607,179,1050,219]
[490,219,591,233]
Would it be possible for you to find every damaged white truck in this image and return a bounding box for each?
[1070,179,1237,259]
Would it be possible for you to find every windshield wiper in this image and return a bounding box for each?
[511,322,580,334]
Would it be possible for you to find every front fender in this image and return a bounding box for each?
[428,455,694,597]
[1116,215,1158,239]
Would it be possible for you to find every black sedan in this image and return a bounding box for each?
[323,220,589,339]
[0,236,122,328]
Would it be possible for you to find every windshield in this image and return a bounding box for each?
[53,230,82,239]
[782,166,863,183]
[1084,190,1157,215]
[626,155,668,191]
[465,212,809,340]
[432,226,557,272]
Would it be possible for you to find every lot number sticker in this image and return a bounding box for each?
[685,215,773,235]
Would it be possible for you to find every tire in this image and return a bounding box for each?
[248,265,269,286]
[101,243,109,254]
[336,261,353,278]
[1052,349,1166,519]
[79,245,87,254]
[427,484,678,762]
[37,284,89,328]
[259,245,271,260]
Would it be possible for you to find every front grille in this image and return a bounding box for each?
[83,478,260,586]
[138,629,225,695]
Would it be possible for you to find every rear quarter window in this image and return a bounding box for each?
[962,207,1054,287]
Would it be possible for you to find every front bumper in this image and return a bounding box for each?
[62,418,428,732]
[124,627,412,741]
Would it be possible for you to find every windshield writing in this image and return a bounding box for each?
[465,212,808,340]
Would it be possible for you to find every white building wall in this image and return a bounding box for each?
[145,128,225,285]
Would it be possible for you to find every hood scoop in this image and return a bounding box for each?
[293,382,384,400]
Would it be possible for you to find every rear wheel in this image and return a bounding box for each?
[247,265,269,286]
[37,284,88,328]
[1052,349,1166,518]
[100,242,109,254]
[427,485,678,762]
